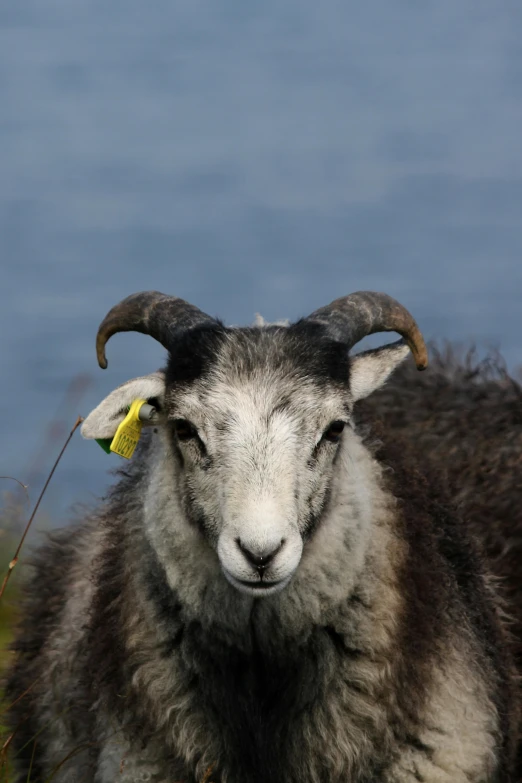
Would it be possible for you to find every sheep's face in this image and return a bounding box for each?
[82,323,409,597]
[164,327,352,596]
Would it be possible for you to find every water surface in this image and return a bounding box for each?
[1,0,521,522]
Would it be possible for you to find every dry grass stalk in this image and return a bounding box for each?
[0,415,83,603]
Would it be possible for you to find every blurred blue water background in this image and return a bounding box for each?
[1,1,521,526]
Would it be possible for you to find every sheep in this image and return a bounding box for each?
[4,290,521,783]
[361,346,522,722]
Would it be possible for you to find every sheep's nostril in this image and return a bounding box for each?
[237,538,285,572]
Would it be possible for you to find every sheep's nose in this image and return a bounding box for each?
[237,538,285,573]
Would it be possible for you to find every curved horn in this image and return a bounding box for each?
[306,291,428,370]
[96,291,216,369]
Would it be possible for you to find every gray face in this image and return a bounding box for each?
[164,326,351,596]
[82,322,410,600]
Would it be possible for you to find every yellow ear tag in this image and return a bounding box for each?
[110,399,147,459]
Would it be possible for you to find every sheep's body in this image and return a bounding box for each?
[5,328,522,782]
[363,346,522,772]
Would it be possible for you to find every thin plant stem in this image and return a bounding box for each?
[0,415,83,602]
[0,477,30,507]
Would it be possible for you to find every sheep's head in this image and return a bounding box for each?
[82,291,427,597]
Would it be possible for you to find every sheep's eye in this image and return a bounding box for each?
[173,419,197,442]
[322,420,345,444]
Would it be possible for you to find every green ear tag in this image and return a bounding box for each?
[96,438,113,454]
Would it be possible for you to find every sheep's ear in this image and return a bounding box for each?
[350,340,410,402]
[81,371,166,440]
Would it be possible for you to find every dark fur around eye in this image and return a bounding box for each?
[322,420,345,444]
[173,419,198,442]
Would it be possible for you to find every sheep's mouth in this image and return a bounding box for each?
[237,578,282,590]
[223,570,292,596]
